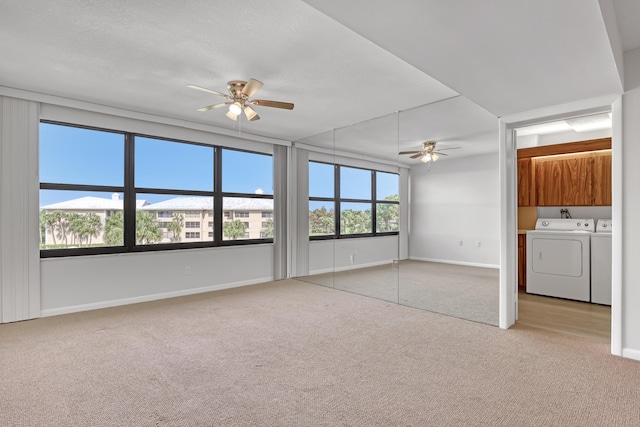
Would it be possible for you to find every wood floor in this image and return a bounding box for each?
[517,291,611,343]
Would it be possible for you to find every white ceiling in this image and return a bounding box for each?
[0,0,637,163]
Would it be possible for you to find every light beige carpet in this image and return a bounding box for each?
[1,279,638,426]
[301,260,499,325]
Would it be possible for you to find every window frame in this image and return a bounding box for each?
[40,121,274,258]
[308,161,400,241]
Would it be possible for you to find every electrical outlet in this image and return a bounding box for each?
[349,254,354,264]
[458,240,463,246]
[476,241,481,247]
[185,266,191,275]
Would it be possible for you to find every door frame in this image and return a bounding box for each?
[498,95,622,357]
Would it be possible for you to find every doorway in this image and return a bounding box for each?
[514,125,612,342]
[499,98,622,355]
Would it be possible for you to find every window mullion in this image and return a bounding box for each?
[334,164,340,238]
[213,146,223,245]
[371,170,377,236]
[124,133,136,249]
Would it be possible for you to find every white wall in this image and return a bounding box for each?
[622,47,640,358]
[409,153,500,268]
[41,245,273,316]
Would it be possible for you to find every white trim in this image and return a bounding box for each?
[621,348,640,362]
[610,96,623,356]
[408,256,499,269]
[498,119,518,329]
[499,95,619,125]
[40,277,272,317]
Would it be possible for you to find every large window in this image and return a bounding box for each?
[40,123,125,251]
[308,161,399,239]
[39,121,274,257]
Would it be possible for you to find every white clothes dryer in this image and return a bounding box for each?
[591,219,612,305]
[526,218,594,302]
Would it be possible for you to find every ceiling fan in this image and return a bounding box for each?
[399,141,460,163]
[187,78,294,122]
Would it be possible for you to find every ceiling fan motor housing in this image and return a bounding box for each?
[227,80,248,99]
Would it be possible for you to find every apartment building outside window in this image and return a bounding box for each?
[39,122,275,257]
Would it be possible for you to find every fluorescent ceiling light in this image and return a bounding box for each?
[516,121,571,136]
[516,113,612,136]
[565,113,611,132]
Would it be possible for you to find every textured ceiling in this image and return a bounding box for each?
[0,0,637,163]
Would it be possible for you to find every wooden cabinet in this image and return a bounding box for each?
[518,234,526,291]
[533,156,564,206]
[531,151,610,207]
[517,158,535,206]
[517,138,612,207]
[592,152,612,205]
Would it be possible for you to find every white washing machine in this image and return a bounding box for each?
[591,219,612,305]
[526,218,594,302]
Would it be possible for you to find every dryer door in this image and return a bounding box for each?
[531,237,584,277]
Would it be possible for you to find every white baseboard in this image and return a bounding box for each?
[621,348,640,362]
[40,276,273,318]
[408,256,499,269]
[308,259,394,276]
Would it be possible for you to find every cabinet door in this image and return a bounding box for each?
[592,152,612,206]
[518,234,526,290]
[560,156,592,206]
[517,158,535,206]
[534,158,563,206]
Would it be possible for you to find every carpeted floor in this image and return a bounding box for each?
[1,279,638,426]
[300,260,499,325]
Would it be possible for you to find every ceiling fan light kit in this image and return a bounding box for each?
[399,141,460,163]
[188,78,294,122]
[228,101,242,116]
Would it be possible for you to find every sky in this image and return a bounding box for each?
[40,122,398,207]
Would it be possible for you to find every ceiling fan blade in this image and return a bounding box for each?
[197,102,229,112]
[225,110,238,121]
[251,99,295,110]
[243,105,260,121]
[187,84,229,98]
[242,79,264,98]
[399,151,421,155]
[437,147,461,151]
[410,153,423,159]
[434,152,449,156]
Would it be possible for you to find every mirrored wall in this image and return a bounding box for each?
[294,98,500,326]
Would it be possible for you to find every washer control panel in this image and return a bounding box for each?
[596,219,613,233]
[535,218,595,232]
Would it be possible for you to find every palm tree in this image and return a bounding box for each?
[261,218,274,238]
[84,212,103,245]
[103,212,124,246]
[223,220,247,240]
[39,211,47,245]
[66,212,84,246]
[167,213,184,242]
[42,211,58,245]
[136,211,162,244]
